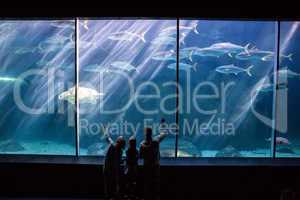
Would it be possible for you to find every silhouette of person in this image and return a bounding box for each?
[125,136,139,199]
[139,124,168,200]
[103,126,126,200]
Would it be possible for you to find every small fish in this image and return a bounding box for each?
[216,64,254,76]
[108,31,146,43]
[167,62,197,71]
[110,61,139,72]
[266,137,291,145]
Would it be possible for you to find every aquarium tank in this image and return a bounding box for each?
[0,19,299,158]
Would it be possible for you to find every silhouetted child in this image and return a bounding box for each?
[124,136,139,199]
[103,125,126,200]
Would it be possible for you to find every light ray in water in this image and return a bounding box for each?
[280,22,300,54]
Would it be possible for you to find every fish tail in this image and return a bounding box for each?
[287,53,293,61]
[244,43,251,54]
[193,23,199,34]
[140,31,146,43]
[189,50,193,62]
[245,65,254,77]
[192,63,197,71]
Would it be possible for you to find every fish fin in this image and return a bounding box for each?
[245,65,254,77]
[193,23,199,34]
[244,43,251,54]
[192,63,197,71]
[140,31,146,43]
[228,53,233,58]
[287,53,293,61]
[189,50,193,62]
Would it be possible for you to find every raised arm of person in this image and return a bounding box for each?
[155,132,168,143]
[102,125,114,145]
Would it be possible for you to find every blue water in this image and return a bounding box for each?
[0,19,299,158]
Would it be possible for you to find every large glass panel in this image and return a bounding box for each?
[178,20,276,157]
[276,21,300,157]
[0,20,76,155]
[78,19,177,156]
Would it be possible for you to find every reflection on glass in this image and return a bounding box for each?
[0,20,76,155]
[78,20,177,157]
[178,20,276,157]
[276,21,300,157]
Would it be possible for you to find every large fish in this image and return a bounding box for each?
[216,64,254,76]
[151,36,177,46]
[108,31,146,43]
[208,42,251,57]
[58,86,104,105]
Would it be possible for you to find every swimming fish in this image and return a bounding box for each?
[0,76,28,85]
[160,22,199,36]
[216,64,254,76]
[208,42,251,57]
[110,61,139,72]
[151,36,177,46]
[151,50,176,61]
[276,67,300,79]
[108,31,146,43]
[266,137,291,145]
[167,62,197,71]
[50,21,75,30]
[236,49,293,62]
[58,86,104,105]
[14,47,38,55]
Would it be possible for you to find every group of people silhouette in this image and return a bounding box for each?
[103,118,168,200]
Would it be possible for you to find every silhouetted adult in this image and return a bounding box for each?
[103,126,126,200]
[139,126,167,200]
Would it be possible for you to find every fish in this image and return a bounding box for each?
[167,62,197,71]
[236,49,293,62]
[108,31,146,43]
[83,64,112,73]
[151,49,190,61]
[151,50,176,61]
[189,47,225,59]
[208,42,251,57]
[50,21,75,30]
[160,22,199,36]
[110,61,139,72]
[58,86,104,105]
[276,67,300,79]
[45,34,72,45]
[0,76,28,85]
[14,47,38,55]
[216,64,254,76]
[256,83,287,93]
[151,36,176,46]
[266,137,291,145]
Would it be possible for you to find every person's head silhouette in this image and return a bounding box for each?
[144,127,153,142]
